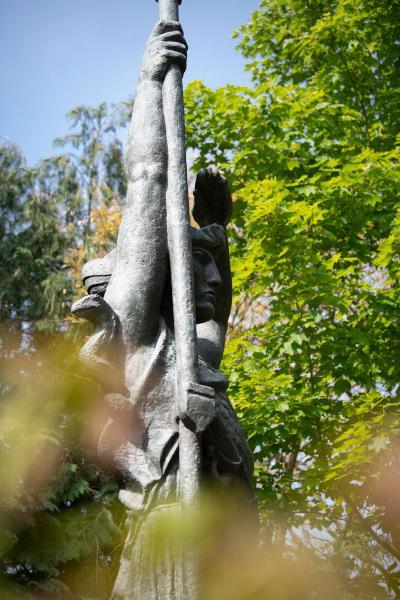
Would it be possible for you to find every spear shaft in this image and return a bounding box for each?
[156,0,201,505]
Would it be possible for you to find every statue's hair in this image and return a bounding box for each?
[190,223,226,258]
[82,224,226,296]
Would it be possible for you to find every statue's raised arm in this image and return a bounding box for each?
[104,21,187,349]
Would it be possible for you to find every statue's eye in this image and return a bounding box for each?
[193,250,210,265]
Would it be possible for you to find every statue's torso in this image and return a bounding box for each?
[111,318,254,509]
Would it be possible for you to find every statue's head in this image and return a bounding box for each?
[82,223,226,326]
[190,224,225,323]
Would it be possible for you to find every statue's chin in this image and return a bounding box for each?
[195,302,215,324]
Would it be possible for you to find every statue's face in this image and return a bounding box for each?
[192,247,222,324]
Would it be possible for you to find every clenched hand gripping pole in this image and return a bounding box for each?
[156,0,215,505]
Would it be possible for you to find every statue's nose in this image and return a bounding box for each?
[208,262,222,290]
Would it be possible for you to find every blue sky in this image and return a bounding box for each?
[0,0,259,165]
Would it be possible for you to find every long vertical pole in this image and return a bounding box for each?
[156,0,201,504]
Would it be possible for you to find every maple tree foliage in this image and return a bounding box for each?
[184,0,400,596]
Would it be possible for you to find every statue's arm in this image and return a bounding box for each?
[194,168,233,368]
[104,22,187,348]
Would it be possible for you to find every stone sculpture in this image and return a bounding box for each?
[72,1,256,597]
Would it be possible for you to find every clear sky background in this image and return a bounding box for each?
[0,0,259,165]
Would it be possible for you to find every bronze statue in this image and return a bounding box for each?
[72,2,255,597]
